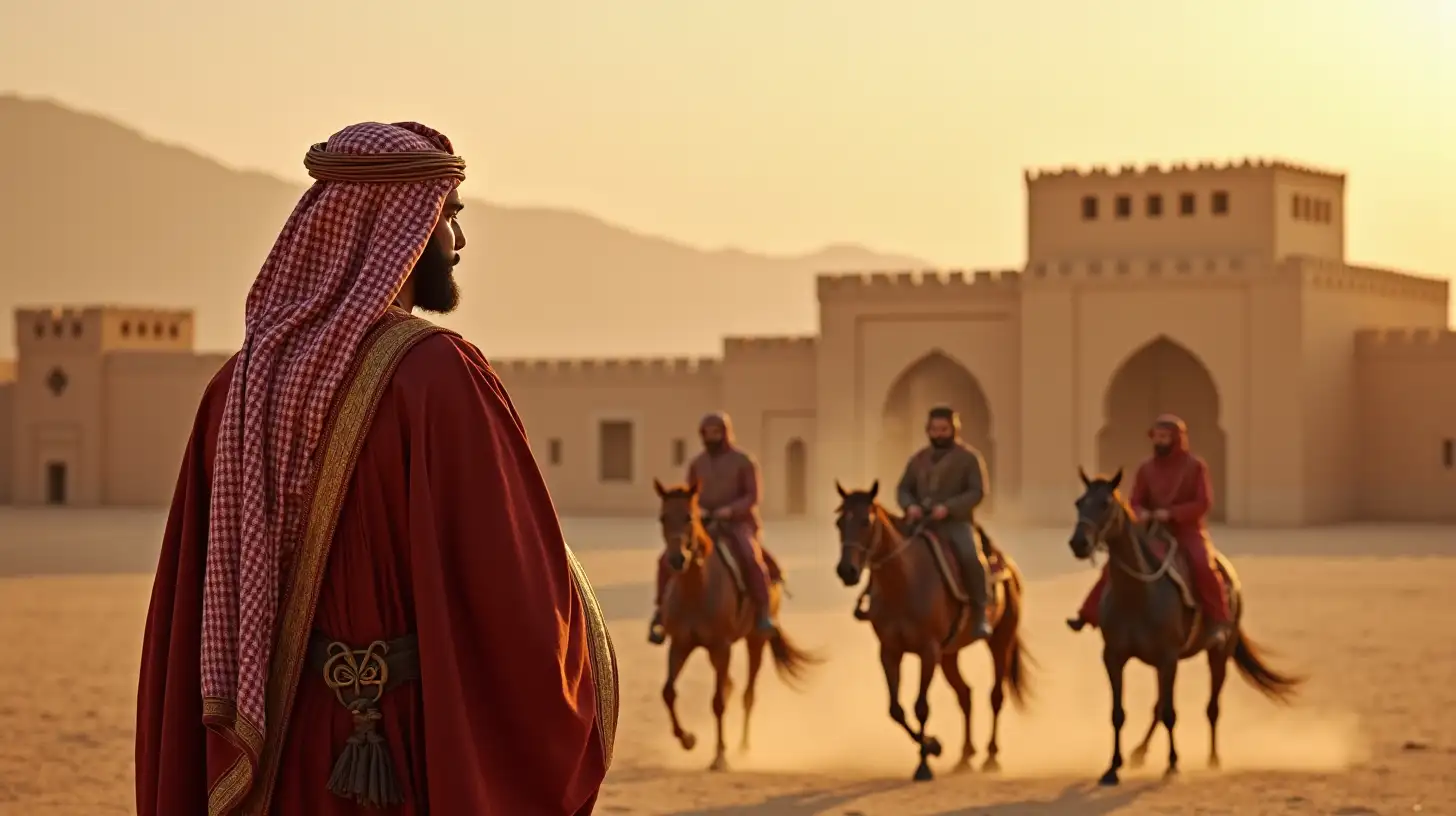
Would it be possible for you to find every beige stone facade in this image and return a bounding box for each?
[3,158,1453,523]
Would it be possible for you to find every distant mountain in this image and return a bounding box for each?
[0,95,932,360]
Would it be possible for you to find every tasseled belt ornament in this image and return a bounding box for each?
[307,632,420,808]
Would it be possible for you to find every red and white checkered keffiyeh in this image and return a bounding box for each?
[202,122,461,744]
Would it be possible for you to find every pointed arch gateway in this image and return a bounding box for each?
[877,351,996,510]
[1097,336,1227,522]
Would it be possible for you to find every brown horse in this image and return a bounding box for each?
[654,479,818,771]
[833,480,1033,781]
[1069,468,1305,785]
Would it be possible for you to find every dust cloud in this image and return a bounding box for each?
[610,576,1365,782]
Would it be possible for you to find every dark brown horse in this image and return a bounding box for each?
[1069,468,1305,785]
[654,480,818,771]
[833,480,1033,781]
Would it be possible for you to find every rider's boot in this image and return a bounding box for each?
[647,608,666,645]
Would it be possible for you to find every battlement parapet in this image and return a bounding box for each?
[1024,254,1267,282]
[723,336,817,357]
[817,269,1021,301]
[490,356,722,383]
[1282,256,1449,304]
[1024,157,1344,184]
[1354,328,1456,360]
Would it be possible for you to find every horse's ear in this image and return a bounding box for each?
[835,480,848,499]
[686,478,700,497]
[1110,468,1124,490]
[653,478,667,498]
[1078,466,1091,487]
[869,480,879,500]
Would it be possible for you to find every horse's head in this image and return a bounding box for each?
[654,478,701,572]
[833,479,881,586]
[1070,466,1124,560]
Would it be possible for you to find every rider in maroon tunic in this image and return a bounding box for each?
[1067,414,1233,648]
[648,412,784,644]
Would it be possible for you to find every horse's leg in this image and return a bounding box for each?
[938,651,974,772]
[662,638,698,751]
[707,643,734,771]
[1099,648,1129,786]
[983,636,1009,773]
[1129,703,1160,769]
[1156,659,1180,777]
[739,632,767,753]
[1206,646,1229,770]
[911,648,943,782]
[879,642,920,745]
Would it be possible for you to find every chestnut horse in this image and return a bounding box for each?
[1069,468,1305,785]
[654,480,818,771]
[833,481,1033,781]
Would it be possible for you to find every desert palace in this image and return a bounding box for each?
[2,158,1453,524]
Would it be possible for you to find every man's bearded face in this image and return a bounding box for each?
[927,417,956,449]
[701,423,726,452]
[412,190,466,314]
[411,233,461,314]
[1151,426,1176,458]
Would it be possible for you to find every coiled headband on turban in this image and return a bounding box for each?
[303,143,467,184]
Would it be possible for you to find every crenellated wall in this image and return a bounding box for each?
[491,355,724,516]
[816,269,1021,302]
[1355,329,1456,521]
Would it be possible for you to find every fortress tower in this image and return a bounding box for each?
[1025,159,1345,265]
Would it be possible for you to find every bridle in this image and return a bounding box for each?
[841,505,915,573]
[663,508,712,569]
[1076,499,1177,583]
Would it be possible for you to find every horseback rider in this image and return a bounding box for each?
[893,405,994,641]
[648,412,785,644]
[1067,414,1233,648]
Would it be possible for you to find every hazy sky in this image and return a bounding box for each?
[3,0,1452,287]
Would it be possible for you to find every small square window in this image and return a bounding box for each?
[1211,191,1229,215]
[1080,196,1099,221]
[1443,438,1454,469]
[1146,194,1163,218]
[1114,195,1132,219]
[671,438,687,467]
[548,438,563,466]
[1179,192,1196,216]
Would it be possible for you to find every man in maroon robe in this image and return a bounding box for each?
[136,122,617,816]
[647,412,783,643]
[1067,414,1232,647]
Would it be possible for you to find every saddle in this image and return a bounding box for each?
[705,527,748,596]
[1142,526,1239,617]
[918,527,1012,605]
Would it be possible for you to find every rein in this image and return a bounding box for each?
[1078,507,1179,584]
[845,508,917,572]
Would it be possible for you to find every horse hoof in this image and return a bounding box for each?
[1128,749,1147,769]
[1207,756,1221,771]
[1163,765,1180,779]
[709,756,729,772]
[981,756,1001,773]
[923,737,943,758]
[680,733,697,751]
[913,764,934,782]
[1098,770,1120,786]
[953,758,973,774]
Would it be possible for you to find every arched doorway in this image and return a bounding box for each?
[877,351,996,510]
[785,438,808,516]
[1097,337,1227,522]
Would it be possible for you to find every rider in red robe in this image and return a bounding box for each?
[648,412,784,644]
[1067,414,1232,647]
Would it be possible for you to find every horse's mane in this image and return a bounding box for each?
[1092,479,1163,567]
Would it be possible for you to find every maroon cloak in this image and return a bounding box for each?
[136,313,617,814]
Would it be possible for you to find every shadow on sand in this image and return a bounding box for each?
[925,780,1155,815]
[664,778,903,815]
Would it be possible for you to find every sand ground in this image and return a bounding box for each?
[0,509,1452,815]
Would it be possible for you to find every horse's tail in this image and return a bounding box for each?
[1002,568,1035,710]
[768,627,822,691]
[1232,627,1304,704]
